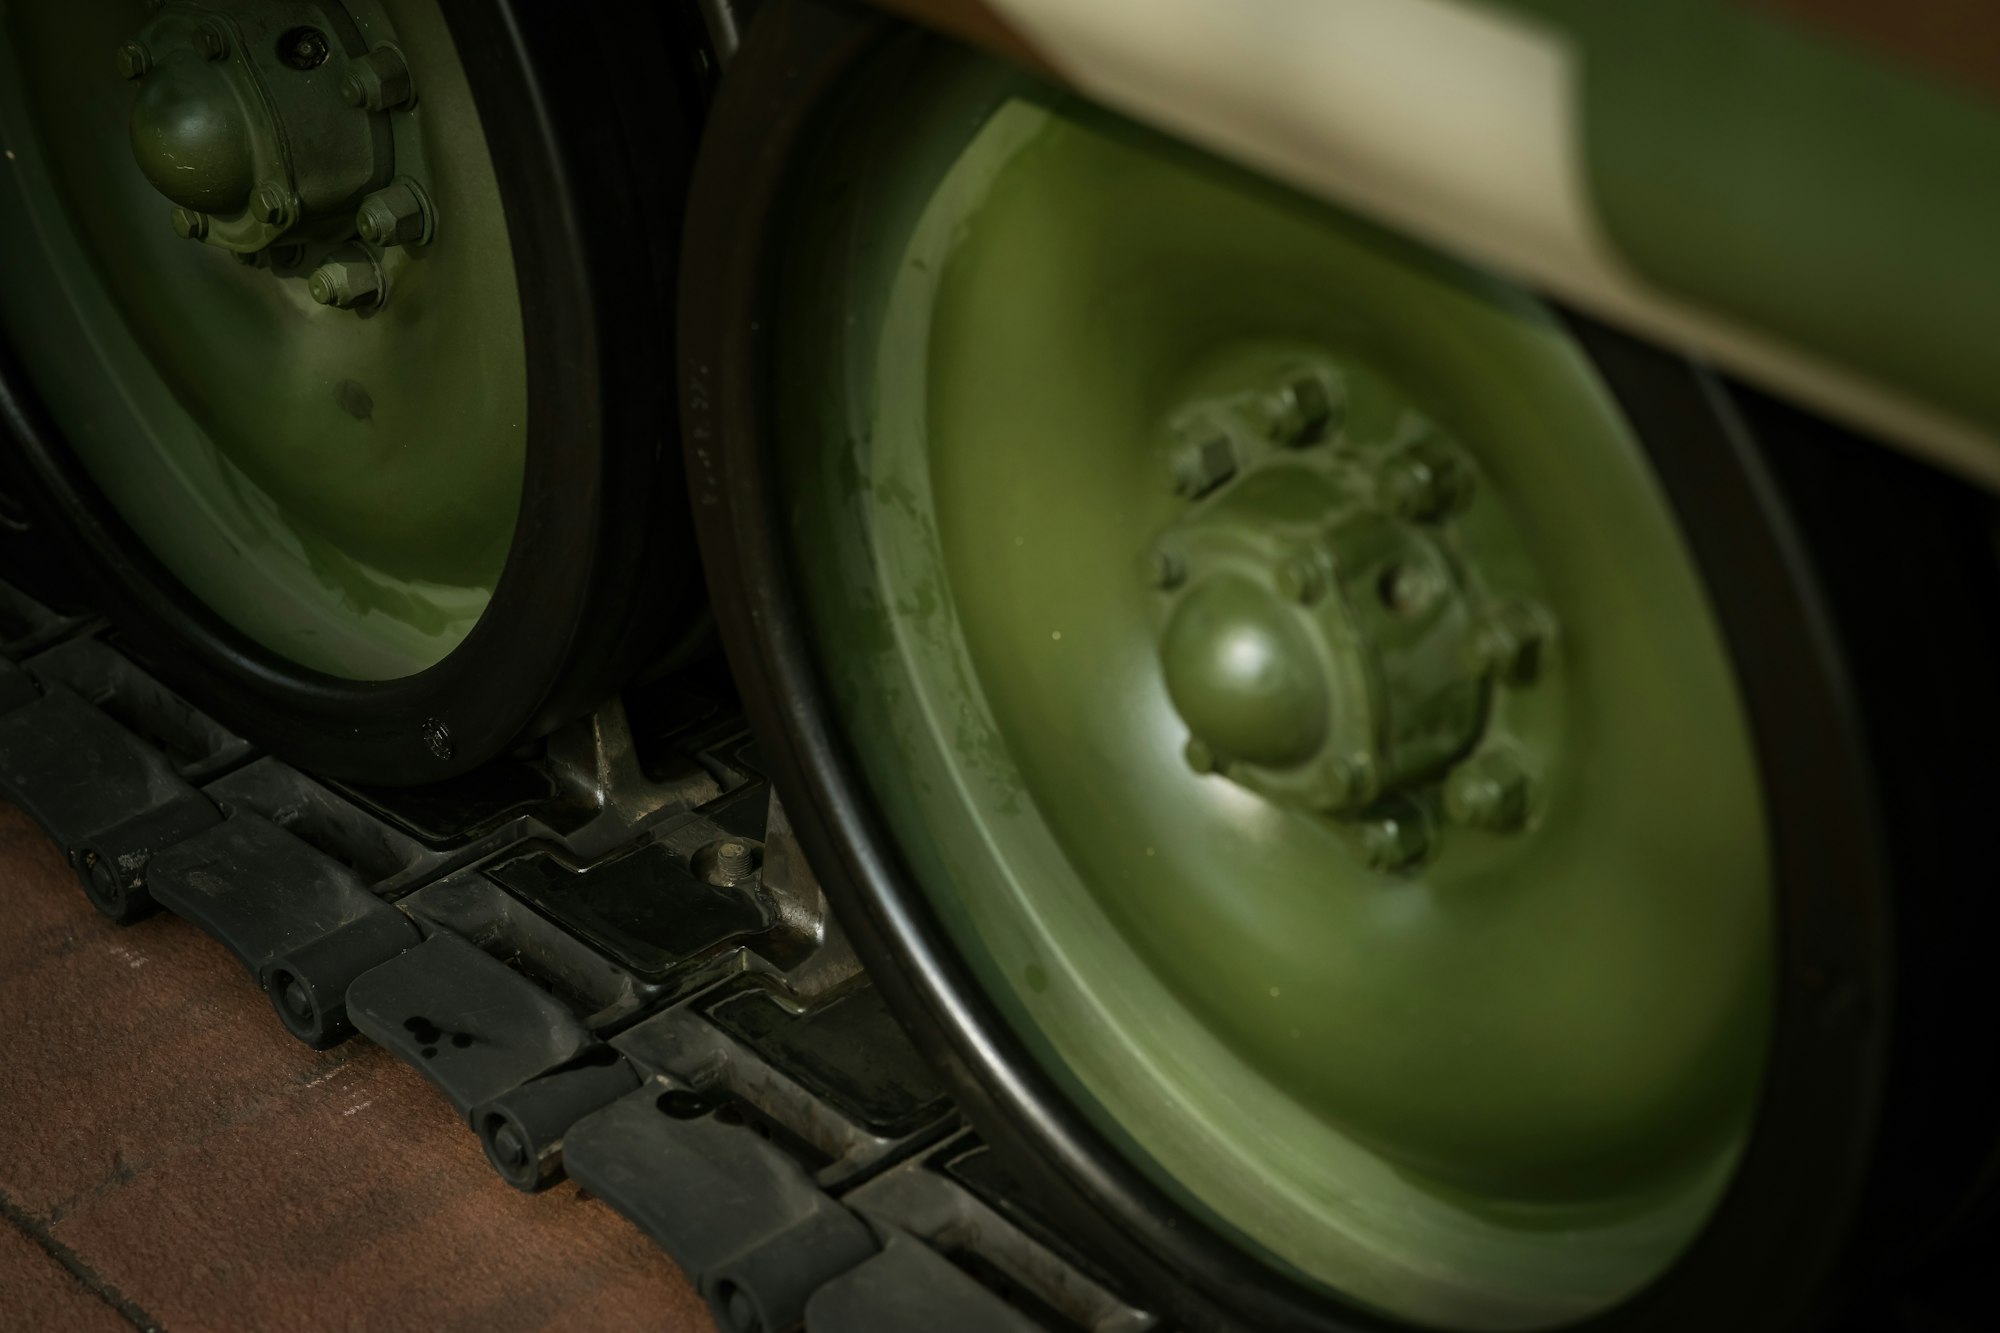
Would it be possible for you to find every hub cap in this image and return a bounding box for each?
[772,49,1775,1331]
[0,0,523,678]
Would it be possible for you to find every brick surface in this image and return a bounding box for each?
[0,802,713,1333]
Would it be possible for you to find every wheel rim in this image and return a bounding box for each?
[771,47,1774,1330]
[0,0,524,679]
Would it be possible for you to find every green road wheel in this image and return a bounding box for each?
[774,51,1767,1332]
[1,0,520,678]
[682,7,2000,1332]
[0,0,700,778]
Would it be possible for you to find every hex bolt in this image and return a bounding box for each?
[1149,547,1186,591]
[1478,599,1552,684]
[194,22,229,60]
[340,45,414,111]
[1360,803,1430,873]
[1443,751,1531,832]
[308,259,382,310]
[1275,551,1326,605]
[253,184,295,228]
[1268,372,1339,446]
[114,42,152,81]
[1184,736,1217,775]
[1169,433,1237,499]
[170,207,208,241]
[1317,752,1379,814]
[354,180,429,247]
[1377,437,1476,523]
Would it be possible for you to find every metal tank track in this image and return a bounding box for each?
[0,575,1161,1333]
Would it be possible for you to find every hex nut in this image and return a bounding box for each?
[170,207,208,241]
[1360,804,1430,872]
[308,259,382,310]
[340,46,413,111]
[1269,373,1339,445]
[194,23,229,60]
[1275,551,1327,605]
[254,184,295,227]
[114,42,152,81]
[354,180,429,247]
[1443,751,1531,832]
[1170,433,1238,498]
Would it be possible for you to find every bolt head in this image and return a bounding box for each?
[114,42,152,81]
[1443,752,1531,832]
[1275,552,1326,605]
[1377,436,1475,523]
[254,184,293,227]
[194,24,228,60]
[354,181,428,247]
[1269,373,1337,445]
[341,46,414,112]
[1478,600,1551,684]
[1170,433,1237,499]
[170,207,208,241]
[308,259,382,310]
[1360,805,1429,872]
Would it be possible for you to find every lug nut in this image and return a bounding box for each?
[1360,802,1430,873]
[170,207,208,241]
[194,22,229,60]
[355,180,429,247]
[114,42,152,81]
[1169,432,1237,499]
[253,184,295,228]
[1377,436,1476,523]
[1275,551,1326,605]
[1477,599,1552,684]
[309,259,381,309]
[1443,751,1531,832]
[340,45,413,111]
[1268,372,1339,446]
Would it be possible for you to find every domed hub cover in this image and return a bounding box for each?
[1151,360,1552,853]
[118,0,395,254]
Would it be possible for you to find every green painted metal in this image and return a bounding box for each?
[775,45,1773,1329]
[1494,0,2000,441]
[0,0,523,678]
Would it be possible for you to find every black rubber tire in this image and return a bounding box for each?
[679,4,2000,1329]
[0,0,708,784]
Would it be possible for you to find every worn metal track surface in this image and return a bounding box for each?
[0,575,1161,1333]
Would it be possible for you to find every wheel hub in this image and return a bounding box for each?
[1150,363,1551,865]
[117,0,433,305]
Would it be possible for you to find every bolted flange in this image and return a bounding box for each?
[118,2,430,258]
[307,256,382,309]
[1150,356,1554,855]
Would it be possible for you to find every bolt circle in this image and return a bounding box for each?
[114,42,152,81]
[169,207,208,240]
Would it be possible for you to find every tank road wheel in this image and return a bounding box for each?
[0,0,699,780]
[684,6,2000,1331]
